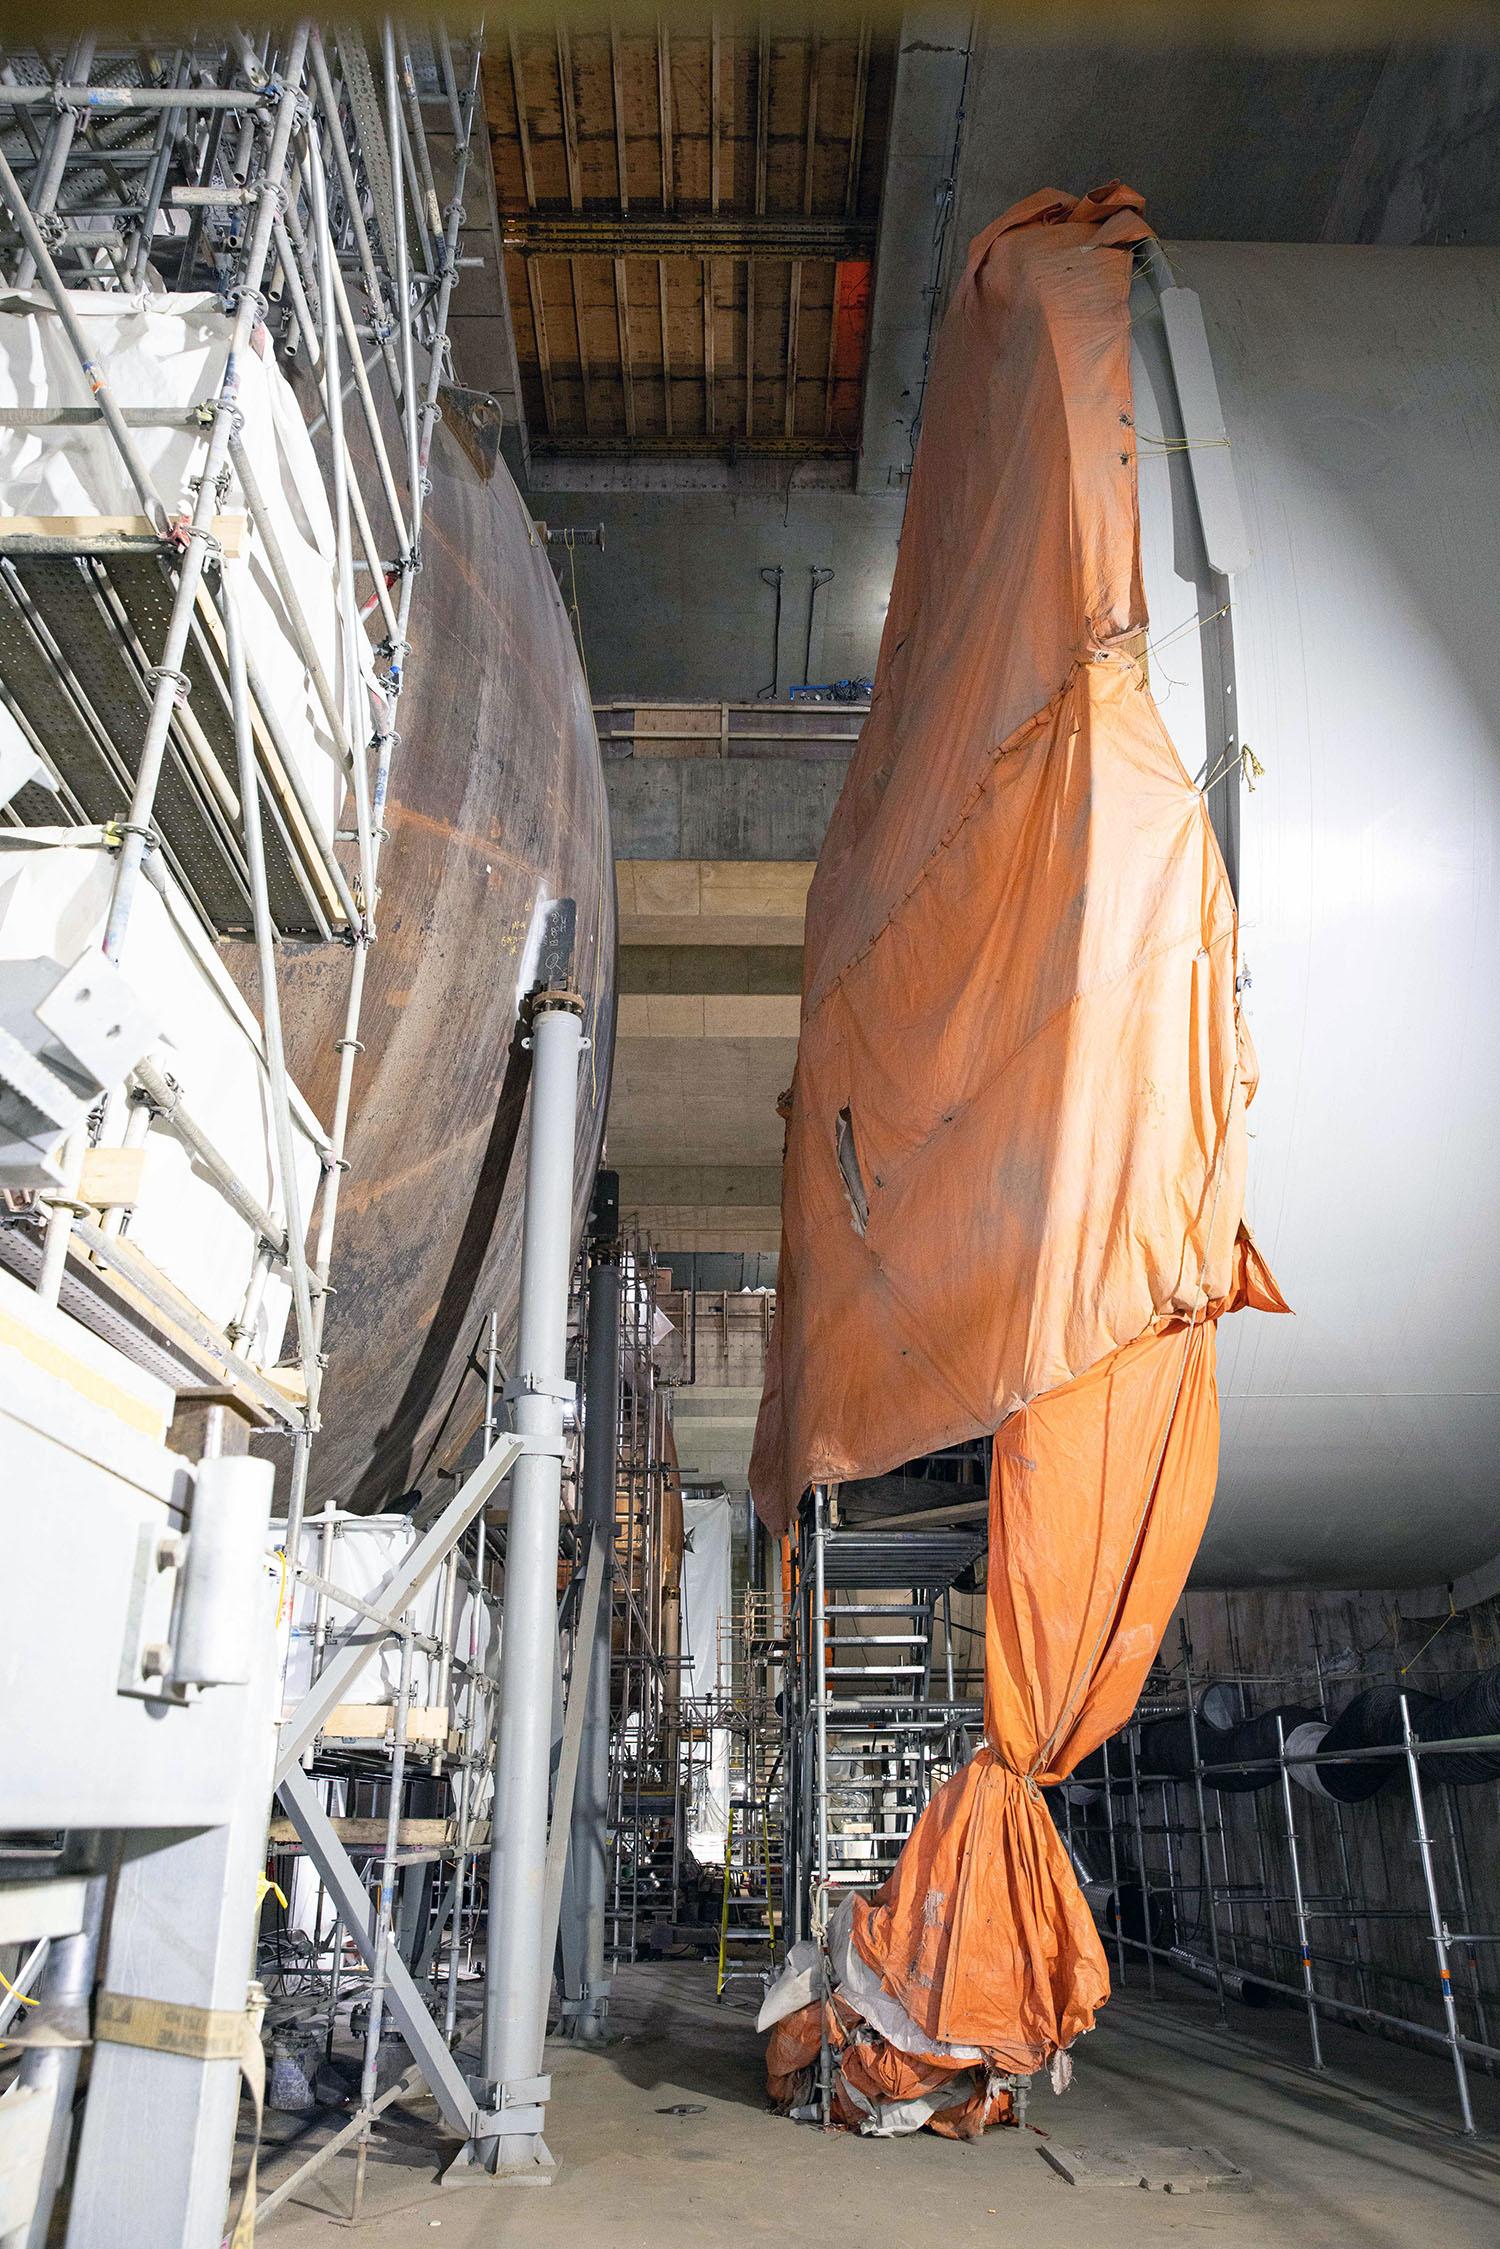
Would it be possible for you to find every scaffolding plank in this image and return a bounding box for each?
[820,1526,984,1589]
[0,550,339,940]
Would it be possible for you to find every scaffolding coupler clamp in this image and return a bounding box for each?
[503,1373,575,1407]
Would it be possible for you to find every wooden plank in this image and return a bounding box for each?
[569,256,593,436]
[710,15,722,214]
[610,15,629,208]
[702,257,715,437]
[618,994,802,1039]
[78,1147,146,1209]
[0,513,244,555]
[525,259,557,434]
[784,260,801,440]
[320,1703,454,1746]
[754,19,769,216]
[503,212,873,259]
[508,29,537,209]
[64,1228,286,1426]
[803,32,821,215]
[556,25,582,212]
[267,1817,492,1850]
[657,19,674,209]
[824,258,843,438]
[846,22,870,216]
[658,257,673,437]
[623,702,720,749]
[615,256,636,439]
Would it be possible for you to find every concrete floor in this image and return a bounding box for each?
[259,1964,1500,2247]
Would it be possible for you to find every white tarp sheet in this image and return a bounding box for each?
[681,1486,732,1863]
[0,840,323,1358]
[0,286,384,845]
[281,1510,496,1746]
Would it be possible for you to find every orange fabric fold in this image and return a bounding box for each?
[751,181,1290,2101]
[851,1316,1223,2063]
[751,181,1252,1537]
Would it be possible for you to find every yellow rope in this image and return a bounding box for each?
[1400,1594,1460,1677]
[0,1965,38,2008]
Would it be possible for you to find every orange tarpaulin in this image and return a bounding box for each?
[750,181,1287,2090]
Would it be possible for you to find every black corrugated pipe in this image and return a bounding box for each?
[1135,1702,1322,1792]
[1317,1668,1500,1800]
[1113,1664,1500,1805]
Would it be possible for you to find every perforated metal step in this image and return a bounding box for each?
[0,540,349,941]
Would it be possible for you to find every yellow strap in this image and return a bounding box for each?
[227,1990,266,2249]
[96,1988,266,2242]
[95,1989,249,2063]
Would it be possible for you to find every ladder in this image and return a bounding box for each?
[716,1786,780,1999]
[784,1502,985,1943]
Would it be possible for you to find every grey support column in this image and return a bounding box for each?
[480,972,586,2175]
[565,1172,622,2041]
[66,1467,280,2246]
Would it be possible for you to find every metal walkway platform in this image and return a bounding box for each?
[1,533,351,940]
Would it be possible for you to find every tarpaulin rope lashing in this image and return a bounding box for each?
[750,182,1288,2125]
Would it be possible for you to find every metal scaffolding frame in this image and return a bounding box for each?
[600,1233,687,1969]
[1066,1630,1500,2142]
[713,1583,784,2000]
[0,23,481,1547]
[0,25,617,2236]
[782,1491,984,1956]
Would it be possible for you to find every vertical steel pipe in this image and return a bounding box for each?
[15,36,97,291]
[1126,1723,1157,2001]
[381,23,422,518]
[1440,1787,1494,2068]
[1400,1694,1476,2134]
[810,1487,832,2125]
[35,1127,85,1306]
[482,993,585,2167]
[569,1218,622,2040]
[1274,1711,1324,2072]
[1181,1625,1228,2023]
[15,1857,109,2249]
[223,584,318,1408]
[352,1626,414,2217]
[1099,1735,1127,1983]
[102,25,309,959]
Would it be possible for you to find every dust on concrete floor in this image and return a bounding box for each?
[257,1962,1500,2248]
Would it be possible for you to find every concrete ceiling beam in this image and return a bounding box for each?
[617,992,800,1038]
[857,7,974,497]
[615,858,813,946]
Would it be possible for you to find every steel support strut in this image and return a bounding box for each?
[564,1174,622,2040]
[477,983,586,2176]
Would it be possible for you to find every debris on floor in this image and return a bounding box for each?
[1039,2142,1250,2192]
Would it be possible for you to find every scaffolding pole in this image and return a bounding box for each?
[565,1173,622,2041]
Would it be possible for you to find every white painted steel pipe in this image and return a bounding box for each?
[175,1456,276,1689]
[482,994,585,2169]
[1129,244,1500,1595]
[568,1238,622,2039]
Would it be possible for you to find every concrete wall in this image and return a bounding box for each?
[1322,44,1500,244]
[945,40,1386,266]
[1122,1585,1500,2069]
[606,753,848,862]
[532,489,903,704]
